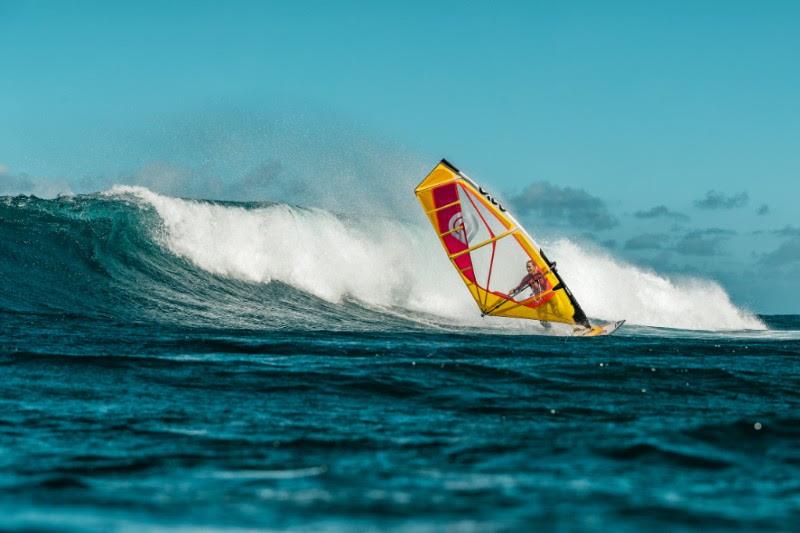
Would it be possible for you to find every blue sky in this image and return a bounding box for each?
[1,1,798,312]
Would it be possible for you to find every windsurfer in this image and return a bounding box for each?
[510,260,547,299]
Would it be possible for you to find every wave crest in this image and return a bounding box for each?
[109,186,764,331]
[0,187,765,331]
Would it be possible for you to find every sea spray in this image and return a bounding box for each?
[108,185,471,319]
[547,239,765,330]
[109,186,765,331]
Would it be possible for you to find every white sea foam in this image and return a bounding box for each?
[108,185,471,320]
[544,239,765,330]
[108,186,766,331]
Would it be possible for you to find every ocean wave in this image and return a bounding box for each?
[0,187,766,332]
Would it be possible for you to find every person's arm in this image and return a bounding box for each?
[511,274,532,294]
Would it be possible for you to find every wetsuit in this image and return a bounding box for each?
[512,271,546,296]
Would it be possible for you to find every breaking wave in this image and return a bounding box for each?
[0,187,765,332]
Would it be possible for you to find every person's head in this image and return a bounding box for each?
[526,260,537,273]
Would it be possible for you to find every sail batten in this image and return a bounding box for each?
[415,160,592,328]
[426,199,461,214]
[449,228,517,259]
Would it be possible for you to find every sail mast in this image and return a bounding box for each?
[415,159,592,328]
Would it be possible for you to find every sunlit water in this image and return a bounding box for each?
[1,193,797,532]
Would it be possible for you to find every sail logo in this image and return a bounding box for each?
[448,211,478,245]
[478,186,507,212]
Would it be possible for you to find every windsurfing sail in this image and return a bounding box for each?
[414,159,592,329]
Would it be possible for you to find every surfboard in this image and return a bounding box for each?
[573,320,626,337]
[414,159,624,337]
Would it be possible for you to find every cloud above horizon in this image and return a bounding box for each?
[772,226,800,238]
[694,190,749,210]
[509,182,618,230]
[633,205,689,221]
[673,228,736,256]
[760,237,800,267]
[624,233,669,251]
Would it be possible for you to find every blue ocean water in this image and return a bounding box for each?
[1,193,799,532]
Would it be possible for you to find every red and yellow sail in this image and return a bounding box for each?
[415,160,591,328]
